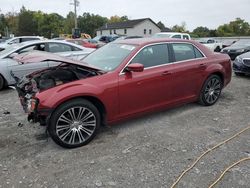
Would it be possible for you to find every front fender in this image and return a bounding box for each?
[36,83,104,109]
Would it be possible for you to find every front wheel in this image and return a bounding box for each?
[48,99,100,148]
[199,75,222,106]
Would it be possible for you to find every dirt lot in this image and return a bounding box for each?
[0,75,249,188]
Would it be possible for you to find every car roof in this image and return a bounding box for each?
[155,32,190,35]
[17,40,87,49]
[113,37,193,46]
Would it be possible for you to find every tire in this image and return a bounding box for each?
[0,74,5,91]
[199,75,222,106]
[48,99,101,148]
[235,72,244,76]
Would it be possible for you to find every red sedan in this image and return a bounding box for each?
[15,38,232,148]
[66,39,98,49]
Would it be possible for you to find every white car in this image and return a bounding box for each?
[196,38,223,52]
[152,32,191,40]
[0,40,95,90]
[0,36,44,50]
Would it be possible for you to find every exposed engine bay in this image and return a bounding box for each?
[14,63,101,114]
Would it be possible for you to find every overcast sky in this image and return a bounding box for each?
[1,0,250,31]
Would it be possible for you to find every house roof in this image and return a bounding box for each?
[97,18,160,31]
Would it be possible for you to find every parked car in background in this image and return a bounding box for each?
[222,39,237,48]
[66,39,98,49]
[0,37,11,43]
[93,35,120,43]
[152,32,191,40]
[115,36,143,41]
[233,51,250,76]
[221,40,250,60]
[196,38,223,52]
[15,38,231,148]
[0,36,44,51]
[0,40,94,90]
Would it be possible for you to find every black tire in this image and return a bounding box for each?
[214,46,221,52]
[0,74,5,91]
[235,72,244,76]
[199,75,222,106]
[48,99,100,148]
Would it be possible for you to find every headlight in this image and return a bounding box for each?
[235,56,243,63]
[27,98,39,113]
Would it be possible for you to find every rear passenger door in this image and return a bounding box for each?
[170,43,207,101]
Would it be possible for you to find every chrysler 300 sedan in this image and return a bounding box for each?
[15,38,232,148]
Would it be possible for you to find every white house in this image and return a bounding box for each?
[96,18,161,37]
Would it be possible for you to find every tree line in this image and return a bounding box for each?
[0,6,250,38]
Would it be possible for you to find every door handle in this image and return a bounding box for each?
[162,71,172,76]
[199,63,206,67]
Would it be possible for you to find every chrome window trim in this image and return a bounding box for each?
[119,41,207,75]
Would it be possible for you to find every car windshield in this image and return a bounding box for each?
[231,40,250,47]
[83,43,136,71]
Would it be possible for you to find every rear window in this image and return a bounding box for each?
[172,43,204,62]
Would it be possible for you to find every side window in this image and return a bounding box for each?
[172,43,204,61]
[183,35,189,40]
[207,39,215,43]
[48,43,72,53]
[17,44,45,54]
[194,46,204,58]
[131,44,169,68]
[72,46,82,51]
[21,38,39,42]
[172,35,181,39]
[8,38,20,44]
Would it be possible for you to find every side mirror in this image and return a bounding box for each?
[126,63,144,72]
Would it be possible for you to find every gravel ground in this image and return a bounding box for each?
[0,75,249,188]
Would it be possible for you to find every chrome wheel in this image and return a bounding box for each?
[56,107,97,145]
[199,75,223,106]
[204,77,221,104]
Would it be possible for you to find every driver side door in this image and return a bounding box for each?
[118,43,175,118]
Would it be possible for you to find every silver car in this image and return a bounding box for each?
[0,40,95,90]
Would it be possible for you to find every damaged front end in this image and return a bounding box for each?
[13,62,103,125]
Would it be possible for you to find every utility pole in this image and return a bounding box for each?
[70,0,79,28]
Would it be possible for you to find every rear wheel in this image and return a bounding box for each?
[48,99,100,148]
[0,74,5,91]
[199,75,222,106]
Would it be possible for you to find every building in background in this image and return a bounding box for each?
[96,18,161,37]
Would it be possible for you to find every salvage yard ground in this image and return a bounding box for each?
[0,75,249,188]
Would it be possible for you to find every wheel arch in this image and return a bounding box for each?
[49,95,107,126]
[0,73,7,89]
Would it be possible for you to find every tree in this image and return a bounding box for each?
[64,11,75,34]
[157,21,166,30]
[78,12,108,37]
[217,18,250,36]
[192,26,210,37]
[18,6,38,35]
[171,22,187,32]
[109,15,129,23]
[39,13,65,38]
